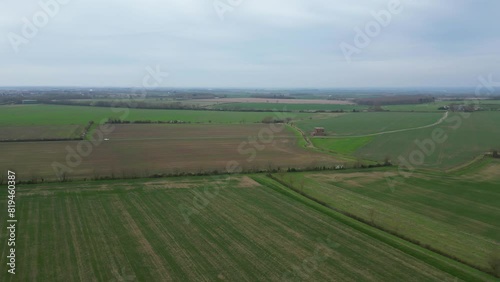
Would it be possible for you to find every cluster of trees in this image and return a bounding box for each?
[0,121,94,143]
[447,103,478,112]
[0,137,82,143]
[0,91,97,105]
[250,94,296,99]
[367,105,387,112]
[80,121,94,139]
[106,118,190,124]
[169,93,225,99]
[48,100,205,110]
[261,116,293,124]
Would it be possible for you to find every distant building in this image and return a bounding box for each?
[22,100,38,104]
[312,127,326,136]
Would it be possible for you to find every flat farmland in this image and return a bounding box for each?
[0,175,475,281]
[312,136,374,155]
[0,125,84,141]
[197,98,355,105]
[211,102,366,112]
[296,112,444,137]
[0,124,342,181]
[277,159,500,275]
[383,100,500,112]
[0,104,317,126]
[355,112,500,168]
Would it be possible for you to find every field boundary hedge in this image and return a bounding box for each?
[0,121,94,143]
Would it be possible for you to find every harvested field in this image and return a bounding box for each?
[0,124,342,181]
[0,125,84,141]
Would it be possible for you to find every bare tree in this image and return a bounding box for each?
[60,172,68,182]
[267,162,275,173]
[493,150,499,158]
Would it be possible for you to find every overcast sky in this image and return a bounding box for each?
[0,0,499,88]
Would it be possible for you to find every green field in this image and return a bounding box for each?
[295,112,444,137]
[71,98,222,108]
[355,112,500,168]
[276,159,500,276]
[312,136,374,155]
[382,101,450,112]
[211,102,367,112]
[0,105,316,126]
[382,100,500,112]
[1,101,499,281]
[0,175,491,281]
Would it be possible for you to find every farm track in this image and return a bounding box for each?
[323,111,449,138]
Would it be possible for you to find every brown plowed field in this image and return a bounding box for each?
[0,124,341,181]
[0,125,84,141]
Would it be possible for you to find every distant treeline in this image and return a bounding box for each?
[46,100,205,110]
[0,94,93,105]
[250,94,296,99]
[169,93,226,99]
[0,121,94,142]
[355,95,435,106]
[441,103,500,112]
[45,100,353,113]
[0,137,83,143]
[261,116,292,124]
[106,118,191,124]
[8,160,391,185]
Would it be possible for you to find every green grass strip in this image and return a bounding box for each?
[252,175,499,282]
